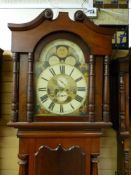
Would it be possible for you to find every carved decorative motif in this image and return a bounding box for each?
[74,10,85,21]
[35,144,86,175]
[43,8,53,19]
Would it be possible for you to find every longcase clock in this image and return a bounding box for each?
[8,9,114,175]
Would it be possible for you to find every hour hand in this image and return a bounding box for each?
[56,77,67,88]
[57,79,66,88]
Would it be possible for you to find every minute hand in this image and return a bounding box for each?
[57,79,67,88]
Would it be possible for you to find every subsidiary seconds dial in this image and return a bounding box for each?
[37,64,87,115]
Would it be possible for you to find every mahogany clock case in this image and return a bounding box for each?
[7,9,116,175]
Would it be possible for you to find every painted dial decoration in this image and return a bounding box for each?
[39,39,85,66]
[35,38,88,116]
[36,64,87,115]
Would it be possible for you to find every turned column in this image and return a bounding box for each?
[88,55,95,122]
[11,52,19,122]
[103,55,110,122]
[119,72,126,131]
[27,52,34,122]
[124,149,129,175]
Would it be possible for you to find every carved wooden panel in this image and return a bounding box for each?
[35,144,86,175]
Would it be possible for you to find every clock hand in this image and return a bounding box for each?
[57,79,67,88]
[59,79,66,86]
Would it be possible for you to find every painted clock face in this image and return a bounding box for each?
[36,64,87,115]
[35,39,88,116]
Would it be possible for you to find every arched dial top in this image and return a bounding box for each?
[39,39,85,65]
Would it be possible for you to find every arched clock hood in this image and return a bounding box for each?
[8,8,114,55]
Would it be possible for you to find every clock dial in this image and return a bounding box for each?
[56,46,68,58]
[36,64,87,115]
[49,56,60,65]
[39,39,85,65]
[65,56,76,66]
[35,37,89,116]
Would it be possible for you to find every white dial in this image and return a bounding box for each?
[36,64,87,115]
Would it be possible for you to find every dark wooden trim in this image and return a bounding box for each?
[8,8,53,31]
[11,52,19,122]
[7,121,112,130]
[88,55,95,122]
[27,52,34,122]
[103,56,110,122]
[17,130,103,138]
[35,116,89,122]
